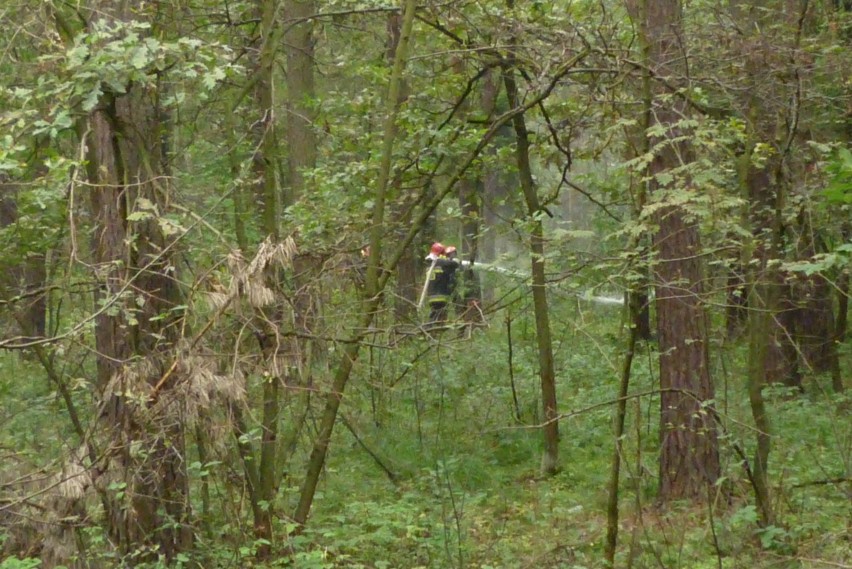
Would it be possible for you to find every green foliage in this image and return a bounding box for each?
[824,147,852,204]
[1,0,850,567]
[0,558,41,569]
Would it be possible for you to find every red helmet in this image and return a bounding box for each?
[430,242,445,255]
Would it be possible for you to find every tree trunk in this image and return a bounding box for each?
[794,209,841,377]
[502,57,560,477]
[0,163,47,343]
[604,299,639,565]
[294,0,419,525]
[284,0,323,370]
[635,0,720,501]
[291,2,583,525]
[387,10,419,323]
[251,0,284,556]
[654,209,720,499]
[454,58,482,322]
[458,176,483,322]
[84,76,190,561]
[284,0,316,209]
[479,69,501,304]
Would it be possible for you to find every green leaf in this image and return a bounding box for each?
[130,46,149,70]
[126,211,152,222]
[202,66,226,90]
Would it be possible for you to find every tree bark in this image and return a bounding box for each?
[604,300,639,565]
[479,68,501,303]
[84,73,190,564]
[502,56,560,477]
[387,10,420,323]
[0,151,48,343]
[294,0,419,525]
[633,0,720,501]
[454,58,483,322]
[793,209,841,380]
[251,0,284,556]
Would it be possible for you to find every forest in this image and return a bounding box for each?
[0,0,850,567]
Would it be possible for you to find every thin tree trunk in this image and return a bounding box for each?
[479,69,501,303]
[604,301,639,565]
[738,84,781,525]
[294,0,419,525]
[626,27,653,343]
[250,0,283,555]
[746,270,775,527]
[794,209,842,384]
[450,58,482,320]
[284,0,316,209]
[255,0,281,241]
[291,7,588,527]
[502,55,559,476]
[387,10,419,323]
[458,175,482,321]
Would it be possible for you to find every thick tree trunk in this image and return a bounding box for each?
[85,85,190,560]
[635,0,720,501]
[654,209,720,499]
[64,3,192,559]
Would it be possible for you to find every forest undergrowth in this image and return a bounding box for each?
[4,300,846,569]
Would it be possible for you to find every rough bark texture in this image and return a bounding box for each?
[86,91,190,560]
[78,2,189,555]
[639,0,721,501]
[654,209,720,499]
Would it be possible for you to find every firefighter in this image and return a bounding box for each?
[422,243,453,325]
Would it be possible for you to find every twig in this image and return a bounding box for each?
[339,413,398,485]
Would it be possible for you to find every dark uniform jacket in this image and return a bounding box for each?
[426,257,459,304]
